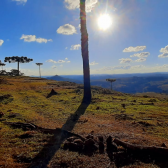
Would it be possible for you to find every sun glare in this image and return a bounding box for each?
[98,14,112,31]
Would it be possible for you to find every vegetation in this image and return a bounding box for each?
[36,63,43,78]
[0,76,168,167]
[106,79,116,90]
[4,56,33,76]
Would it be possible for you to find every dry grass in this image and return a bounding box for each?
[0,75,168,167]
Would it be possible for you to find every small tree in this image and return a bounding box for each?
[36,63,43,78]
[0,61,6,70]
[106,79,116,90]
[4,56,33,76]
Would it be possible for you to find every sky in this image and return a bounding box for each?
[0,0,168,76]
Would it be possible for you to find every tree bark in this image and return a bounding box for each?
[17,61,19,76]
[80,0,91,103]
[39,65,41,78]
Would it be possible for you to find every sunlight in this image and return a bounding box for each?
[97,14,112,31]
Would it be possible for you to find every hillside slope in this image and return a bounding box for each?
[0,76,168,168]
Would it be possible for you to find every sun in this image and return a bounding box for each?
[98,14,112,31]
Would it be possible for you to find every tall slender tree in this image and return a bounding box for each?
[36,63,43,78]
[0,61,6,70]
[80,0,91,103]
[4,56,33,76]
[106,79,116,90]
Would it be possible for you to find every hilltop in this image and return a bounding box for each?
[0,76,168,168]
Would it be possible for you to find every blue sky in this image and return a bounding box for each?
[0,0,168,76]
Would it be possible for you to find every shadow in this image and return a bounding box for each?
[112,151,168,168]
[46,89,58,98]
[29,100,90,168]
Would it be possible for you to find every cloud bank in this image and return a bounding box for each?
[57,24,77,35]
[90,61,99,66]
[64,0,98,13]
[119,58,132,64]
[123,46,146,52]
[0,40,4,46]
[130,52,150,58]
[20,35,52,43]
[70,44,81,50]
[12,0,27,5]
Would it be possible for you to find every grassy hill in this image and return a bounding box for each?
[0,76,168,167]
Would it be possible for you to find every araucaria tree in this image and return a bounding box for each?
[80,0,91,103]
[4,56,33,76]
[106,79,116,90]
[0,61,6,70]
[36,63,43,78]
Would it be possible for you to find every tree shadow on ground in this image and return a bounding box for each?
[29,101,90,168]
[107,150,168,168]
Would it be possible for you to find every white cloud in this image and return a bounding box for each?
[64,0,98,13]
[0,40,4,46]
[70,44,81,50]
[90,61,99,66]
[65,58,68,60]
[65,47,68,49]
[12,0,27,5]
[130,65,144,69]
[20,35,52,43]
[130,52,150,58]
[60,65,63,67]
[158,53,168,58]
[57,24,77,35]
[46,59,57,63]
[123,46,146,52]
[58,60,65,63]
[67,61,71,63]
[135,58,146,62]
[78,24,81,29]
[119,58,132,64]
[52,65,57,69]
[160,45,168,53]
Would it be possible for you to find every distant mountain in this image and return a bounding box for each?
[45,73,168,94]
[46,75,82,84]
[91,76,168,94]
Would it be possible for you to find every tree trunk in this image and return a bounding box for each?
[80,0,91,103]
[17,61,19,76]
[39,65,41,78]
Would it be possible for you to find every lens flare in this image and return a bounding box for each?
[98,14,112,31]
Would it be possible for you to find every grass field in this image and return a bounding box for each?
[0,76,168,168]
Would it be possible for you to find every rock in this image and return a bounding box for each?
[98,136,104,142]
[63,142,79,151]
[161,143,167,148]
[106,136,118,152]
[19,133,34,139]
[85,138,95,146]
[98,141,104,154]
[96,106,100,110]
[86,134,94,139]
[84,138,96,152]
[0,112,4,118]
[63,141,83,152]
[73,139,84,145]
[106,136,112,145]
[121,104,126,108]
[8,113,22,119]
[66,136,79,142]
